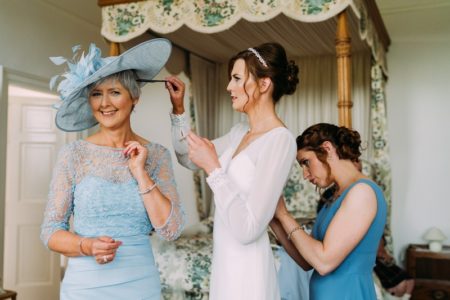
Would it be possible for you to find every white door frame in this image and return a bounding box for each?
[0,66,9,290]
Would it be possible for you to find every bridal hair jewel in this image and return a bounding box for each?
[248,48,268,68]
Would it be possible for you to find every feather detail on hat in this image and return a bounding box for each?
[49,43,106,100]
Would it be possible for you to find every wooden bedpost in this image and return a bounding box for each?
[109,41,121,56]
[336,11,352,128]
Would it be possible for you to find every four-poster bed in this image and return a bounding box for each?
[96,0,392,298]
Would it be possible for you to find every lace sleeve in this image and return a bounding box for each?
[170,111,236,168]
[170,112,198,170]
[150,146,186,241]
[40,144,75,247]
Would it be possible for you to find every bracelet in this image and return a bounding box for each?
[79,237,87,256]
[139,183,157,195]
[287,226,303,240]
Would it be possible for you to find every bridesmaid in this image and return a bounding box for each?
[270,123,387,300]
[166,43,299,300]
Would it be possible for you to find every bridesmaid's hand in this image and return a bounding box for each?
[123,141,148,180]
[165,76,185,114]
[274,196,290,220]
[187,132,220,174]
[85,236,122,264]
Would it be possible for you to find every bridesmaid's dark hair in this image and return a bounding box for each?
[228,42,299,103]
[297,123,362,205]
[296,123,362,165]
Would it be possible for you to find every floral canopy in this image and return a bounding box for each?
[100,0,388,72]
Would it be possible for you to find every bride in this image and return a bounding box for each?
[166,42,299,299]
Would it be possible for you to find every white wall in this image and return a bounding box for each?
[0,0,107,79]
[386,37,450,261]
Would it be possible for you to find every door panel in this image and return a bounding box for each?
[4,90,64,300]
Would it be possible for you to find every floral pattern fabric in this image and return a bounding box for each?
[101,0,387,78]
[371,63,393,250]
[283,162,319,219]
[152,233,212,299]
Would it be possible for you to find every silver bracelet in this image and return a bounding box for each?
[139,183,157,195]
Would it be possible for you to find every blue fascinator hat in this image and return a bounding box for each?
[50,38,171,132]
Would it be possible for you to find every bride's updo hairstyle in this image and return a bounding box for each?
[228,42,299,103]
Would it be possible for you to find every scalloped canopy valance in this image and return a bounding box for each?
[99,0,389,72]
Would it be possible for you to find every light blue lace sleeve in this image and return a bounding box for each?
[40,144,74,247]
[149,145,185,241]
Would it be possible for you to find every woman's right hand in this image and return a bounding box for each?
[84,236,122,264]
[165,76,185,114]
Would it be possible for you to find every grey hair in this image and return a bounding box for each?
[87,69,141,100]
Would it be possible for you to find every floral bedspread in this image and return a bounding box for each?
[152,231,213,299]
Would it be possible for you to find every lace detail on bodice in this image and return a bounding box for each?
[41,140,185,246]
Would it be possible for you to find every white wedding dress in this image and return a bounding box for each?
[171,113,296,300]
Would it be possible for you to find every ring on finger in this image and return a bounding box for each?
[103,255,108,263]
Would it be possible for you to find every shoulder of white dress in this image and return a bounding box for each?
[271,127,295,140]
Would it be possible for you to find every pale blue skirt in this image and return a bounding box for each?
[61,235,161,300]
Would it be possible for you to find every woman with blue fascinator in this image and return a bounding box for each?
[166,43,299,299]
[40,39,185,299]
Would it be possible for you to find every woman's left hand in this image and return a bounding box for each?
[187,132,221,174]
[123,141,148,179]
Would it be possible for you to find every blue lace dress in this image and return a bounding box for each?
[310,179,387,300]
[40,140,185,300]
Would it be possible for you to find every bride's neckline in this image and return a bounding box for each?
[231,125,285,159]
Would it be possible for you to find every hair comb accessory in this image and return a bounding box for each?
[248,48,268,67]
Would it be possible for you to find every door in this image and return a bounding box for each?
[3,84,69,299]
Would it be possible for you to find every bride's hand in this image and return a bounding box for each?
[187,132,221,174]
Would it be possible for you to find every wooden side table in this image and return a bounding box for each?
[0,290,17,300]
[407,244,450,300]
